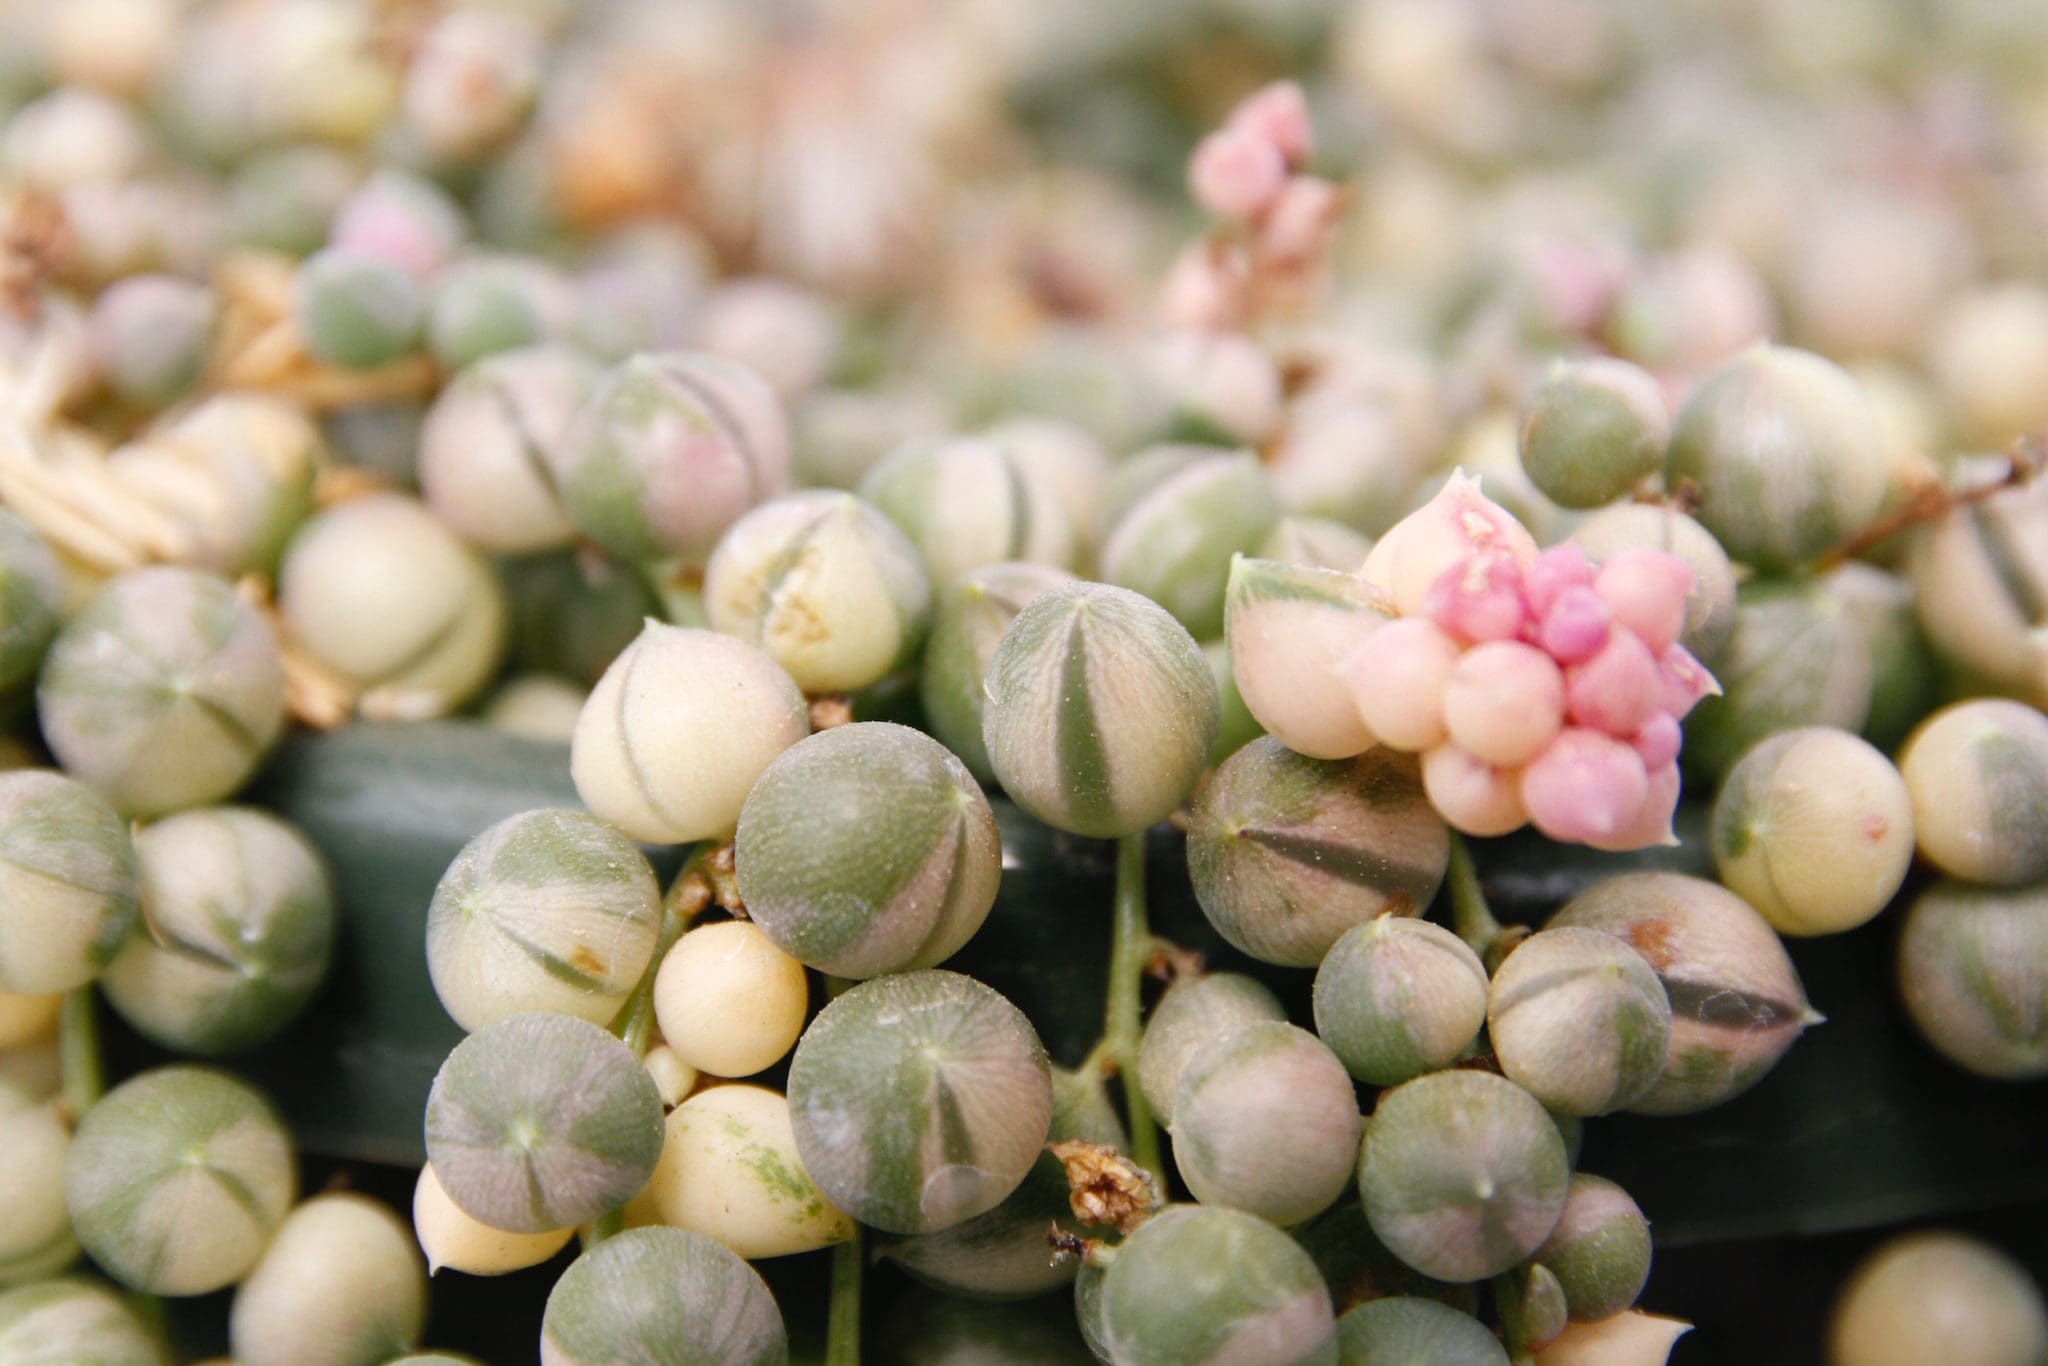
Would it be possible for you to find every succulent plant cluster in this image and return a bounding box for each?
[0,0,2045,1362]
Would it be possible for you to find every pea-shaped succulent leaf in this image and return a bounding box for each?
[1488,928,1672,1117]
[423,1012,665,1234]
[0,771,138,994]
[0,510,61,714]
[502,552,659,689]
[419,345,596,554]
[1138,971,1287,1125]
[121,394,321,580]
[738,723,1001,978]
[1293,1200,1481,1320]
[555,351,791,565]
[66,1065,298,1295]
[919,561,1076,783]
[641,1084,853,1260]
[426,257,559,372]
[572,622,809,845]
[1171,1021,1362,1227]
[0,1103,77,1283]
[787,970,1052,1235]
[228,1193,427,1366]
[1260,516,1376,572]
[651,921,808,1077]
[1534,1174,1652,1323]
[1899,700,2048,888]
[1204,638,1265,765]
[1313,917,1488,1087]
[295,249,425,370]
[0,1278,166,1365]
[1549,872,1815,1114]
[426,809,662,1032]
[1898,879,2048,1079]
[1335,1297,1509,1366]
[1828,1232,2048,1366]
[102,807,335,1054]
[704,491,931,693]
[1518,359,1668,510]
[1909,477,2048,708]
[1225,556,1393,760]
[540,1227,788,1366]
[1190,739,1449,966]
[1712,727,1914,936]
[1664,345,1889,571]
[1358,1070,1570,1283]
[861,434,1078,585]
[1095,1204,1338,1366]
[88,274,215,410]
[413,1161,575,1277]
[1569,504,1736,666]
[984,582,1219,839]
[38,567,285,817]
[1100,451,1281,638]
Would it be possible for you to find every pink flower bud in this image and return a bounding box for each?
[1538,585,1612,664]
[1443,639,1564,767]
[1631,712,1683,770]
[1359,471,1539,617]
[1657,643,1721,719]
[1256,176,1342,269]
[1227,81,1312,167]
[1158,241,1251,332]
[1585,761,1683,852]
[1189,128,1288,221]
[1425,553,1530,644]
[1521,729,1651,845]
[1422,743,1529,837]
[1340,616,1461,751]
[1566,628,1662,736]
[1524,543,1596,617]
[1595,549,1693,654]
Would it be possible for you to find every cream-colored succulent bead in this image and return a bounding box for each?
[642,1084,854,1259]
[482,675,587,743]
[1535,1312,1692,1366]
[570,623,808,845]
[1899,700,2048,887]
[115,393,319,577]
[1927,285,2048,449]
[412,1162,574,1277]
[0,1100,78,1284]
[651,922,808,1078]
[0,1032,60,1107]
[0,1278,165,1366]
[1829,1232,2048,1366]
[0,990,59,1050]
[1225,555,1393,760]
[642,1045,698,1108]
[230,1193,428,1366]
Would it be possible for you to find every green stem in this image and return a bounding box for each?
[59,986,103,1120]
[1493,1271,1530,1359]
[824,1227,863,1366]
[1446,833,1508,962]
[609,844,709,1056]
[1106,831,1162,1185]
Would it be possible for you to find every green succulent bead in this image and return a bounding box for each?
[1487,928,1673,1117]
[791,386,948,491]
[0,1278,165,1365]
[1099,450,1280,638]
[704,491,932,693]
[1224,555,1393,761]
[1519,358,1669,510]
[1909,476,2048,709]
[737,722,1001,978]
[1099,446,1213,539]
[88,275,215,410]
[66,1065,298,1295]
[294,249,425,371]
[1189,740,1450,967]
[919,561,1076,784]
[1259,516,1375,572]
[1313,917,1488,1088]
[37,567,285,818]
[0,1101,77,1284]
[1898,879,2048,1079]
[226,145,358,256]
[787,970,1052,1236]
[1335,1296,1509,1366]
[420,346,596,555]
[500,549,657,687]
[0,510,61,715]
[981,417,1112,564]
[426,256,562,371]
[861,434,1079,585]
[0,770,138,994]
[424,1012,665,1234]
[983,581,1219,840]
[1534,1173,1652,1323]
[101,806,334,1055]
[1358,1070,1569,1284]
[1137,971,1287,1126]
[1550,872,1816,1115]
[426,809,662,1032]
[1202,638,1264,765]
[1664,344,1890,571]
[540,1227,788,1366]
[1093,1204,1338,1366]
[1829,1231,2048,1366]
[1171,1021,1362,1227]
[228,1193,427,1366]
[1899,700,2048,888]
[1568,503,1737,666]
[1293,1201,1480,1320]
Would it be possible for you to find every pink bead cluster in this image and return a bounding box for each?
[1344,475,1719,850]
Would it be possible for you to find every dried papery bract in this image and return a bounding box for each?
[1828,1232,2048,1366]
[0,1279,164,1366]
[413,1161,575,1277]
[1335,1297,1509,1366]
[860,434,1078,585]
[1225,556,1392,760]
[38,566,285,817]
[1137,972,1287,1125]
[419,345,597,554]
[703,491,932,693]
[1188,737,1449,966]
[571,622,808,845]
[737,722,1001,978]
[651,921,808,1078]
[1313,916,1487,1087]
[541,1227,788,1366]
[983,581,1219,840]
[424,1012,664,1234]
[1535,1173,1653,1323]
[1092,1204,1337,1366]
[1898,880,2048,1079]
[426,809,661,1032]
[1358,1070,1570,1283]
[102,806,335,1054]
[114,393,321,579]
[1099,450,1280,639]
[1898,700,2048,888]
[0,771,138,994]
[65,1065,298,1295]
[1550,873,1815,1114]
[786,970,1052,1236]
[229,1193,428,1366]
[919,561,1075,783]
[1488,927,1673,1117]
[640,1084,853,1259]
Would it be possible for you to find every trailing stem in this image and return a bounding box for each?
[1106,831,1163,1185]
